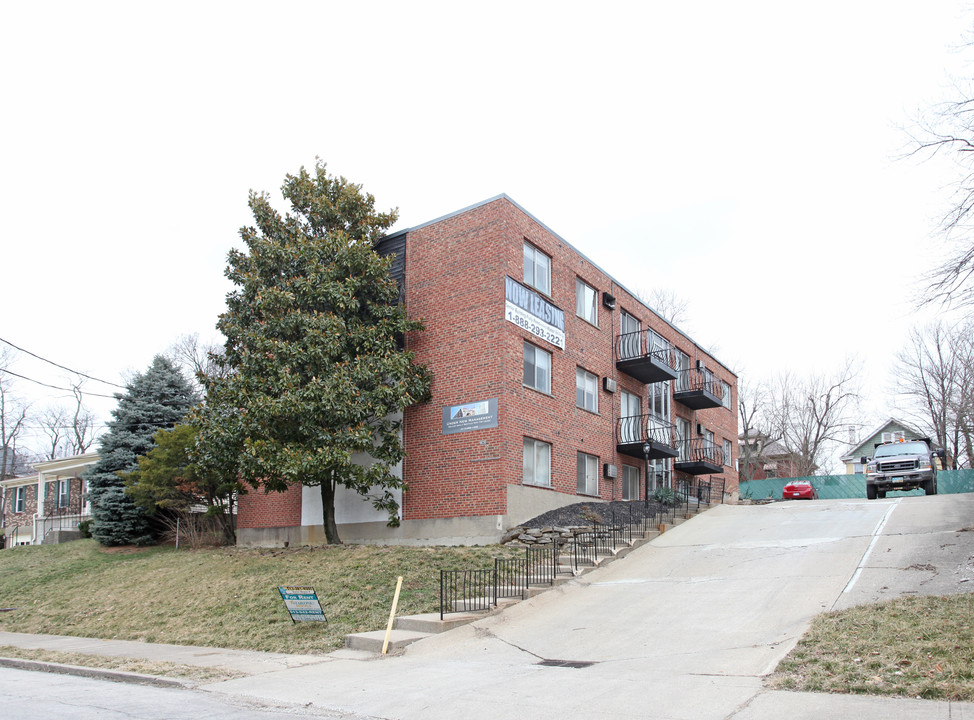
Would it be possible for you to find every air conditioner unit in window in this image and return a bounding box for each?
[603,463,618,479]
[602,292,616,309]
[603,377,617,393]
[697,423,704,435]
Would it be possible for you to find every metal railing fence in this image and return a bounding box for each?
[439,482,728,616]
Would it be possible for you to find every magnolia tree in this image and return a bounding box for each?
[197,162,432,544]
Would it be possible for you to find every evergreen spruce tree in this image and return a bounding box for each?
[84,356,197,545]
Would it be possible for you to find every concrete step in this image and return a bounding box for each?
[394,612,482,634]
[450,596,520,612]
[344,629,431,653]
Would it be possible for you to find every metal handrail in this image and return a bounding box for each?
[616,414,677,448]
[616,330,677,371]
[677,438,724,466]
[675,366,722,396]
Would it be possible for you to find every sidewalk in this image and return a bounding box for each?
[0,629,352,684]
[2,629,972,719]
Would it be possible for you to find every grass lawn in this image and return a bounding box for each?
[0,540,518,654]
[769,593,974,701]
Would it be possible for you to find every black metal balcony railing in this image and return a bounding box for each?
[674,438,724,475]
[616,415,680,459]
[615,330,678,384]
[673,367,723,410]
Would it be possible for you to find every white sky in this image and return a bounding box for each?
[2,1,973,454]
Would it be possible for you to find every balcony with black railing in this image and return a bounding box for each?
[673,438,724,475]
[673,366,723,410]
[615,330,678,384]
[616,415,680,460]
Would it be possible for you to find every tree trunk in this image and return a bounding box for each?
[320,474,342,544]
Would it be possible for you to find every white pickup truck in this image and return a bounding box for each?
[863,438,944,499]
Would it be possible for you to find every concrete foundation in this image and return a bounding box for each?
[237,483,604,548]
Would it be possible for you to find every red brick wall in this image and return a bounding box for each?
[401,197,738,520]
[41,477,85,516]
[2,483,38,533]
[237,483,303,530]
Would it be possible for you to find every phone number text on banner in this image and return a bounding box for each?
[505,302,565,349]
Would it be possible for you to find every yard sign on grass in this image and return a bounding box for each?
[278,586,327,623]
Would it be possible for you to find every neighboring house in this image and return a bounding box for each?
[840,418,929,474]
[0,452,98,547]
[738,432,807,480]
[237,194,739,547]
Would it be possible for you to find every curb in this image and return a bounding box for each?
[0,656,193,689]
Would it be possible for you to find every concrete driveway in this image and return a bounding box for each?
[208,494,974,720]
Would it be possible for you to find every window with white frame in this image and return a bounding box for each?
[619,311,640,359]
[704,428,715,461]
[577,452,599,495]
[881,430,905,443]
[58,479,70,508]
[523,438,551,487]
[14,486,25,513]
[523,241,551,296]
[622,465,640,500]
[620,390,641,443]
[649,381,670,421]
[650,458,671,492]
[575,278,598,325]
[723,439,732,467]
[675,350,690,391]
[523,341,551,394]
[721,381,732,409]
[576,367,598,412]
[676,417,691,460]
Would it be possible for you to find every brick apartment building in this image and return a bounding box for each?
[237,195,738,546]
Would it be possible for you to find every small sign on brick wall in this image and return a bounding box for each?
[442,398,498,435]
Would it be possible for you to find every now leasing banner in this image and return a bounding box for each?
[504,276,565,349]
[278,586,327,623]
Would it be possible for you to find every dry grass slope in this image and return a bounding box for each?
[0,540,518,654]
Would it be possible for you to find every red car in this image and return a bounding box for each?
[782,480,817,500]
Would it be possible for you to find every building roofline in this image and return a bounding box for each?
[0,474,39,488]
[840,417,927,460]
[388,193,738,377]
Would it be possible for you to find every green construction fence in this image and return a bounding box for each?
[740,469,974,501]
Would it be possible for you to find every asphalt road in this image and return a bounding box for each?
[0,665,349,719]
[2,493,972,719]
[206,493,974,719]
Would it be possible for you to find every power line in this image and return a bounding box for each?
[0,336,126,389]
[0,367,119,399]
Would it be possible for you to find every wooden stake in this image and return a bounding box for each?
[382,576,404,655]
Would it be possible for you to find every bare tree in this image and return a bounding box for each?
[766,361,861,476]
[166,333,226,395]
[634,287,691,327]
[39,405,68,460]
[68,384,95,454]
[908,68,974,307]
[737,376,770,483]
[37,383,95,459]
[0,347,29,480]
[894,320,974,468]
